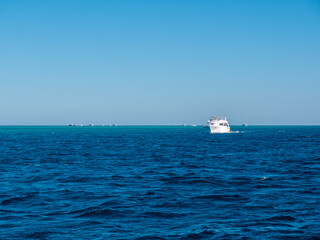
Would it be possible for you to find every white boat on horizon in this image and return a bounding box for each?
[208,116,231,133]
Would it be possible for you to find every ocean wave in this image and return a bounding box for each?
[70,207,124,218]
[192,193,248,202]
[142,211,186,218]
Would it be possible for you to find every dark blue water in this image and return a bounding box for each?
[0,126,319,239]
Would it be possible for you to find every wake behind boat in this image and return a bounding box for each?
[208,116,231,133]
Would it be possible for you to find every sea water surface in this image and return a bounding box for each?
[0,126,319,239]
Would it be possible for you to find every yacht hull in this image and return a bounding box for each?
[210,126,230,133]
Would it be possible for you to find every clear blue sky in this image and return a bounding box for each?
[1,0,319,125]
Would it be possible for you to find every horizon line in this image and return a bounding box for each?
[0,124,319,127]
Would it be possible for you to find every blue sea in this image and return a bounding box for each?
[0,126,319,239]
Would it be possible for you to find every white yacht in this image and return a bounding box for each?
[208,116,231,133]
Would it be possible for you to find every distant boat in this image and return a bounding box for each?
[242,123,248,127]
[208,116,231,133]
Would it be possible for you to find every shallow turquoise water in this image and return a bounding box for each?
[0,126,319,239]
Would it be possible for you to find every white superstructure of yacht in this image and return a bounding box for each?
[208,116,231,133]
